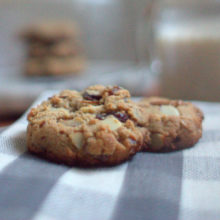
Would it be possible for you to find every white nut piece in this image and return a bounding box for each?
[86,89,101,96]
[129,107,141,120]
[101,115,122,131]
[70,131,84,150]
[60,117,84,127]
[80,105,103,113]
[151,133,164,150]
[160,105,180,116]
[50,107,69,114]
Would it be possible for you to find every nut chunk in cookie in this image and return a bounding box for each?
[26,85,149,166]
[139,97,204,152]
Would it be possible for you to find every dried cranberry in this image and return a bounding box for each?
[39,121,45,128]
[112,112,128,122]
[96,113,107,120]
[83,92,102,101]
[108,86,121,96]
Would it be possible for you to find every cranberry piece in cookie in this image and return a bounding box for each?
[112,112,129,123]
[96,113,107,120]
[83,92,102,101]
[108,86,121,96]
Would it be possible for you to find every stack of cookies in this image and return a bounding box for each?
[26,85,204,167]
[22,22,85,76]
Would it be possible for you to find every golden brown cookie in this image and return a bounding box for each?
[28,41,80,57]
[25,56,85,76]
[27,85,149,166]
[22,21,85,76]
[22,22,79,43]
[139,97,204,152]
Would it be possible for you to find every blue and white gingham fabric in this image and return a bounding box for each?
[0,91,220,220]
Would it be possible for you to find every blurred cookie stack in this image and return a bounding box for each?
[22,22,85,76]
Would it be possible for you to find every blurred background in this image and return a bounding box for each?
[1,0,220,126]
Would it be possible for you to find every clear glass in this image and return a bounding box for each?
[152,0,220,101]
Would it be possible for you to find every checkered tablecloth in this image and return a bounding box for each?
[0,91,220,220]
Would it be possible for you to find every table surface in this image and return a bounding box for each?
[1,98,220,220]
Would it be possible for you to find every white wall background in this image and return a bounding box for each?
[0,0,149,67]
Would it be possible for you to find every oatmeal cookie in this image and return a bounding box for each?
[27,85,150,166]
[26,56,85,76]
[28,41,80,57]
[22,22,78,43]
[139,97,204,152]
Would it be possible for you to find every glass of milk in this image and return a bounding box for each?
[152,0,220,101]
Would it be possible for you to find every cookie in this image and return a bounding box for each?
[27,85,150,166]
[28,41,80,57]
[25,56,85,76]
[139,97,204,152]
[22,21,85,76]
[22,22,78,43]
